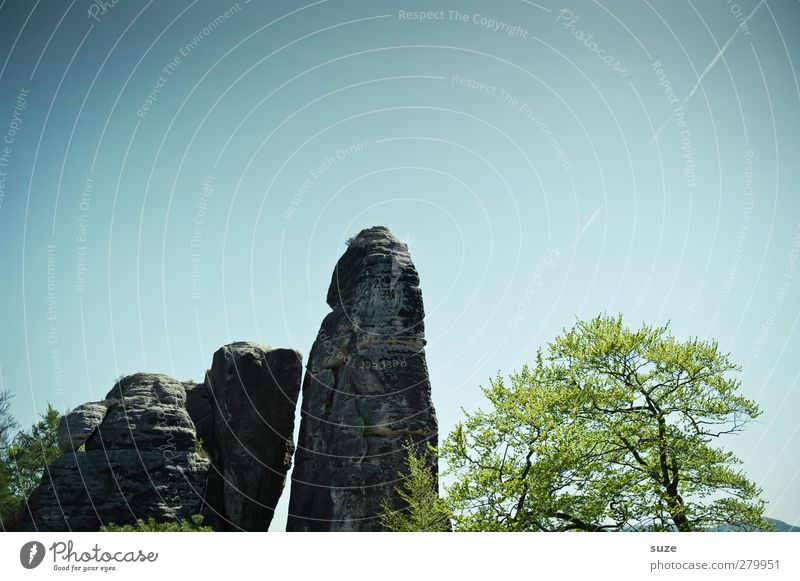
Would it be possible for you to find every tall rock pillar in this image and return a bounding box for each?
[287,226,439,531]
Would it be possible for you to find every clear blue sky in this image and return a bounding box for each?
[0,0,798,530]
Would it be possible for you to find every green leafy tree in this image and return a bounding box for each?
[442,314,769,532]
[0,391,16,451]
[5,404,61,499]
[379,443,451,532]
[101,514,213,532]
[0,391,20,529]
[0,460,22,530]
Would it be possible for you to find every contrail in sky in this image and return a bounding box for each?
[649,0,767,145]
[684,0,766,104]
[567,205,604,252]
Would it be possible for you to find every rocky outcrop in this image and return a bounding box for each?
[200,343,302,531]
[287,226,439,531]
[17,344,303,532]
[57,401,110,452]
[16,374,210,531]
[87,374,198,452]
[16,228,439,533]
[17,450,210,532]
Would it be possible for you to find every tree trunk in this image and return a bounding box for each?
[656,416,692,531]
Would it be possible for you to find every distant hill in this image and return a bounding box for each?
[714,518,799,532]
[765,518,800,532]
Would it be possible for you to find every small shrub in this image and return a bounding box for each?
[101,514,212,532]
[195,438,208,459]
[379,442,451,532]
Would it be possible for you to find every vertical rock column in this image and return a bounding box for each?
[288,226,439,531]
[198,342,302,531]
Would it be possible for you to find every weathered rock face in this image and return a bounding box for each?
[57,401,110,453]
[17,450,210,532]
[16,374,210,531]
[200,343,302,531]
[17,343,303,532]
[287,226,439,531]
[17,228,438,533]
[87,374,198,452]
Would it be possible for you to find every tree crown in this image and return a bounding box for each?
[442,314,768,532]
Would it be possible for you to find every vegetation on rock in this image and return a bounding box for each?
[1,398,61,530]
[379,443,451,532]
[101,514,212,532]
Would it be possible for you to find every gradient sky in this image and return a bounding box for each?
[0,0,798,530]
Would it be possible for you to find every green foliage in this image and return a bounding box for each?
[0,459,22,530]
[442,314,770,532]
[101,514,213,532]
[379,442,451,532]
[0,391,17,452]
[5,404,62,499]
[195,437,207,458]
[0,391,20,529]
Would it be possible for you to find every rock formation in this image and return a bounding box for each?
[15,228,439,533]
[287,226,439,531]
[198,343,302,531]
[16,343,302,532]
[15,373,211,531]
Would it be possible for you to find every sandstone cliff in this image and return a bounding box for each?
[16,227,440,533]
[287,226,439,531]
[16,343,302,532]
